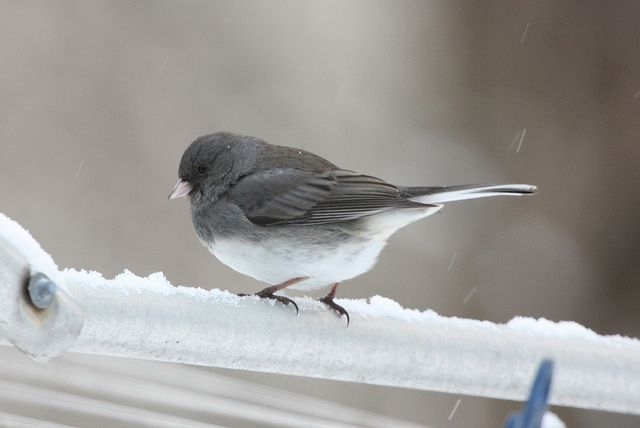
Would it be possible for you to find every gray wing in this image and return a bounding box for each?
[228,168,432,226]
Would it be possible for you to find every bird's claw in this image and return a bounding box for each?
[319,295,350,326]
[257,290,299,315]
[238,291,299,315]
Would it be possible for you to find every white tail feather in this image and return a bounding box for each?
[408,184,537,204]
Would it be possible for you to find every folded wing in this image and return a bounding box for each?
[229,169,432,226]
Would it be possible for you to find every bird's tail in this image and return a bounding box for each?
[400,184,537,204]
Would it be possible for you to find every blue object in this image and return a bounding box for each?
[28,272,57,309]
[504,359,554,428]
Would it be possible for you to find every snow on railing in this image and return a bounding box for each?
[1,212,639,416]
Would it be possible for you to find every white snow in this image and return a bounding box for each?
[55,265,640,348]
[2,211,640,416]
[507,316,635,347]
[447,398,462,420]
[62,268,240,305]
[447,251,457,270]
[5,211,630,348]
[520,22,531,44]
[542,412,566,428]
[0,213,67,292]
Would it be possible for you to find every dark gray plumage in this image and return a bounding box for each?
[170,132,537,321]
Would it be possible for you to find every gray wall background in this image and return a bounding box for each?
[1,1,639,426]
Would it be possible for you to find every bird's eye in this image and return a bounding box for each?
[197,165,208,175]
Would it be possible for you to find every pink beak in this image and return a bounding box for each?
[168,179,193,199]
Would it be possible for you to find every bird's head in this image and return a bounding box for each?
[168,132,257,201]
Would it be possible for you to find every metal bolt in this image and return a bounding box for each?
[28,272,57,309]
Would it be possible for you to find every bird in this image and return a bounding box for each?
[169,132,537,324]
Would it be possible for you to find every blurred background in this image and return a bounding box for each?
[1,0,639,426]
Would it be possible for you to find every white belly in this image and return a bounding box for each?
[206,237,387,291]
[203,206,441,291]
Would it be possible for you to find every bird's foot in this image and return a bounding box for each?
[319,283,350,326]
[238,289,299,314]
[237,276,309,315]
[258,289,299,314]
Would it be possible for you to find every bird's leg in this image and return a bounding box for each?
[238,276,309,314]
[319,283,350,326]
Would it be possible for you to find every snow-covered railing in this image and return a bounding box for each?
[1,213,639,417]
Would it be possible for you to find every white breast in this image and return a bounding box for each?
[206,237,387,291]
[204,205,442,291]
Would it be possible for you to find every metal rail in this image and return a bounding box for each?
[1,212,639,416]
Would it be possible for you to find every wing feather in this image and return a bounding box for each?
[229,169,433,226]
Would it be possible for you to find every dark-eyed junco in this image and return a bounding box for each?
[170,132,536,323]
